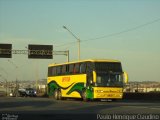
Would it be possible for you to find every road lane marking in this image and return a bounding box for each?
[125,106,148,109]
[150,107,160,110]
[125,106,160,110]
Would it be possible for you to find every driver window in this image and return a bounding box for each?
[97,76,102,84]
[110,75,115,82]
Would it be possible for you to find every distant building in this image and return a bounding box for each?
[124,81,160,93]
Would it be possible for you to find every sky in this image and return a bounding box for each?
[0,0,160,82]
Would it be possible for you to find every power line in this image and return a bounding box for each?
[56,18,160,47]
[54,41,76,47]
[82,18,160,42]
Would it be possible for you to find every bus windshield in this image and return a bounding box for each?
[96,73,123,87]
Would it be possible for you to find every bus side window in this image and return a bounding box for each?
[48,67,52,77]
[80,63,86,73]
[69,64,74,74]
[66,65,69,74]
[53,67,56,76]
[74,63,80,74]
[62,65,66,75]
[73,64,76,74]
[57,66,62,75]
[86,62,93,72]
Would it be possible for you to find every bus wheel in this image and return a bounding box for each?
[58,90,62,100]
[54,89,59,100]
[82,90,88,102]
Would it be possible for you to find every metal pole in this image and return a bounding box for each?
[63,26,80,61]
[78,39,80,60]
[35,61,39,92]
[0,75,7,96]
[6,81,7,96]
[8,60,19,96]
[66,50,69,62]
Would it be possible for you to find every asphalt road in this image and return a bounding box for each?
[0,97,160,120]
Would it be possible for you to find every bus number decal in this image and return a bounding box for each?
[62,77,70,82]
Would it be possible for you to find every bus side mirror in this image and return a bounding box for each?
[123,72,128,84]
[90,80,93,85]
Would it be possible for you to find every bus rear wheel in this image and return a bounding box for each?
[54,89,59,100]
[54,89,62,100]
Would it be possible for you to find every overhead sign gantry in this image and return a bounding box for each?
[0,43,69,62]
[0,43,12,58]
[28,44,53,59]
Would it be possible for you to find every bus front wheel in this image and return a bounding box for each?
[82,90,88,102]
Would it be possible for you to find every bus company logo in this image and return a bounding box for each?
[62,77,70,82]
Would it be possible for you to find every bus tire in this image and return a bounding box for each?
[58,89,62,100]
[82,90,88,102]
[54,89,59,100]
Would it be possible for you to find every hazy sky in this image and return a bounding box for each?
[0,0,160,82]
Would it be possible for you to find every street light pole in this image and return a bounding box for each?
[8,59,18,81]
[66,50,69,62]
[8,60,19,97]
[63,26,80,61]
[78,39,80,61]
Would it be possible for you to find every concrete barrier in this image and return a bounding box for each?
[0,91,6,97]
[123,92,160,100]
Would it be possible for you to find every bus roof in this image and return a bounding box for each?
[48,59,121,67]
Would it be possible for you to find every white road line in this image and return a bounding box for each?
[125,106,160,110]
[150,107,160,110]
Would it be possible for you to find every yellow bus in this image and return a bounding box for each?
[47,59,128,101]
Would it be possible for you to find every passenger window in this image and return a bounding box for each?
[57,66,62,75]
[69,64,74,74]
[80,63,86,73]
[53,67,56,76]
[66,65,69,74]
[48,67,53,77]
[75,63,80,74]
[62,65,66,75]
[97,76,102,83]
[86,62,93,73]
